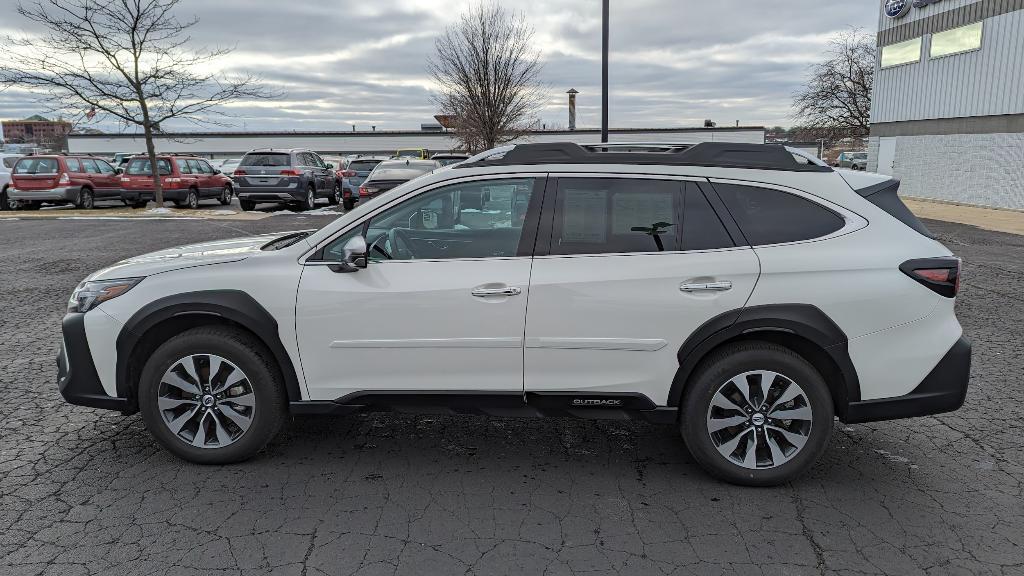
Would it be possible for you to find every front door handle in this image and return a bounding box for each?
[680,281,733,293]
[472,286,522,297]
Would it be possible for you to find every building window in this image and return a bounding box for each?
[930,21,983,59]
[881,37,922,68]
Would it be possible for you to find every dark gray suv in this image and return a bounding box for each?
[233,149,341,211]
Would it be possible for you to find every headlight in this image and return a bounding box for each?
[68,278,143,314]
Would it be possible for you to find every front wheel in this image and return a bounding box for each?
[239,199,255,211]
[680,342,833,486]
[219,186,232,206]
[342,198,355,211]
[137,326,286,464]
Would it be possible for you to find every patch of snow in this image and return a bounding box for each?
[145,207,173,214]
[207,210,237,215]
[58,216,201,221]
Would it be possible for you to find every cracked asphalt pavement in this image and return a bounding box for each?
[1,216,1022,576]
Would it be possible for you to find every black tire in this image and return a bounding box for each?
[342,198,355,211]
[239,199,256,211]
[219,186,232,206]
[299,186,316,211]
[77,188,95,209]
[131,201,147,209]
[680,341,834,487]
[0,186,12,211]
[23,202,41,211]
[138,326,287,464]
[185,188,200,209]
[327,183,340,205]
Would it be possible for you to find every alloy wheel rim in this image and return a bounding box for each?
[308,189,315,207]
[157,354,256,449]
[189,191,198,208]
[706,370,813,470]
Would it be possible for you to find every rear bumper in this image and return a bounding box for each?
[121,189,188,202]
[9,186,79,202]
[236,189,304,203]
[57,313,131,412]
[843,337,971,424]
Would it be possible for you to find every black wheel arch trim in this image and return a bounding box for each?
[115,290,302,406]
[667,303,861,415]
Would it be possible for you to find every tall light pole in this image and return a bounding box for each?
[601,0,609,143]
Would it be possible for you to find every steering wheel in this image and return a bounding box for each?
[368,233,393,260]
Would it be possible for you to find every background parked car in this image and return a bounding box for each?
[431,153,470,166]
[836,152,868,170]
[120,155,234,209]
[395,148,429,159]
[359,159,440,201]
[339,156,386,210]
[218,158,241,177]
[233,149,340,211]
[9,155,121,210]
[0,153,23,211]
[110,152,134,169]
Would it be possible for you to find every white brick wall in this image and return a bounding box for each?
[867,132,1024,210]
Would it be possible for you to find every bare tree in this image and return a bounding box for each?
[793,28,875,139]
[429,2,544,153]
[0,0,275,205]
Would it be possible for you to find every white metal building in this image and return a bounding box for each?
[869,0,1024,210]
[67,126,766,159]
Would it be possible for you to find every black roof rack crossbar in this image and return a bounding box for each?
[458,142,832,173]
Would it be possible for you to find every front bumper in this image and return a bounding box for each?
[57,313,131,412]
[9,186,79,202]
[844,336,971,423]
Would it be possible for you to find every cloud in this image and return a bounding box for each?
[0,0,877,132]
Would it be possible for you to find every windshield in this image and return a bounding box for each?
[127,158,172,176]
[14,158,59,174]
[240,153,291,167]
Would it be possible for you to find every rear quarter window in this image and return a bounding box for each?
[713,183,844,245]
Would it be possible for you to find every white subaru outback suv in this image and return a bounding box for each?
[58,142,970,486]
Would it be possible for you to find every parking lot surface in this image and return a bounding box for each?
[1,216,1022,576]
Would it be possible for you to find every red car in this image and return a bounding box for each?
[120,155,234,209]
[9,155,121,210]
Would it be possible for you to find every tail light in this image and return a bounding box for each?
[233,169,247,176]
[280,169,302,177]
[359,186,369,197]
[900,258,960,298]
[164,177,183,189]
[341,170,356,178]
[58,173,71,186]
[342,189,352,198]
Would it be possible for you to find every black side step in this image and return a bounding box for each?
[289,391,677,424]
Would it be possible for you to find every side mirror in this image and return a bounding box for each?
[115,167,124,175]
[329,236,368,273]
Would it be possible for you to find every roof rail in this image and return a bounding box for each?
[457,142,832,173]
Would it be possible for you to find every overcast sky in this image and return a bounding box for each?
[0,0,877,132]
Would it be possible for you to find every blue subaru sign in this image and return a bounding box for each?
[885,0,911,18]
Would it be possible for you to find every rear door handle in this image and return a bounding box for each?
[472,287,522,297]
[680,281,733,293]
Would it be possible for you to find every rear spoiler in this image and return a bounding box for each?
[853,178,935,239]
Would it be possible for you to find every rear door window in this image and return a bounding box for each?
[65,158,83,173]
[81,159,101,174]
[713,183,844,245]
[240,153,290,167]
[14,158,59,174]
[683,186,735,250]
[97,160,116,175]
[550,178,683,255]
[187,160,204,174]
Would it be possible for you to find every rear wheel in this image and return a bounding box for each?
[138,326,286,464]
[0,187,13,211]
[131,201,147,209]
[342,198,355,211]
[219,186,232,206]
[77,188,95,209]
[185,188,200,209]
[680,342,833,486]
[239,199,256,211]
[299,186,316,211]
[327,183,340,205]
